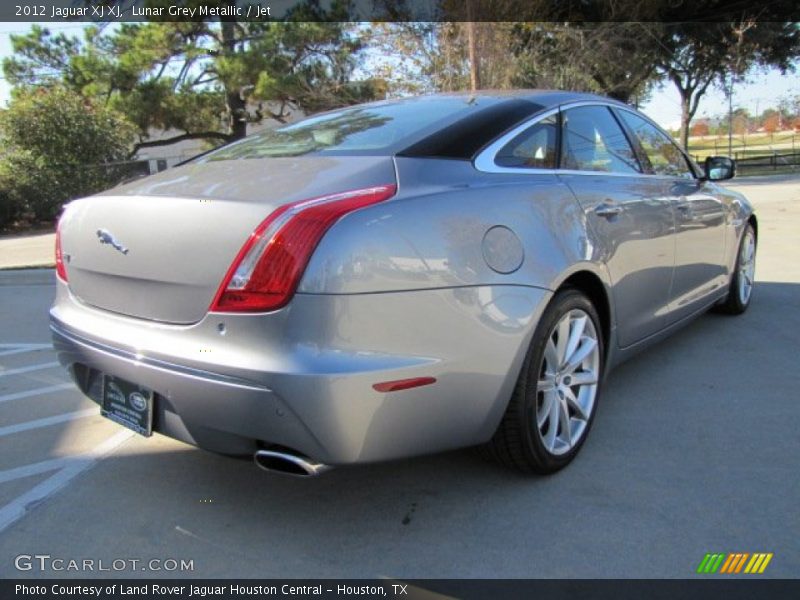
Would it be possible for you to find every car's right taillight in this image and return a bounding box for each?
[55,217,68,282]
[209,184,396,313]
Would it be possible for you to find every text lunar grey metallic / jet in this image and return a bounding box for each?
[50,91,757,476]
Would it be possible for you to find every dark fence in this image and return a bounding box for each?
[90,158,169,185]
[690,151,800,173]
[735,151,800,173]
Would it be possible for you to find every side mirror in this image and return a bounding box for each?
[704,156,735,181]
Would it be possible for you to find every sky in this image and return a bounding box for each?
[1,21,798,130]
[640,69,797,130]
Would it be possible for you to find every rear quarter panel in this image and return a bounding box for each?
[300,157,611,295]
[296,157,617,457]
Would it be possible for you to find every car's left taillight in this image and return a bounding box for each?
[55,217,68,282]
[209,184,396,313]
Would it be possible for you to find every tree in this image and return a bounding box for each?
[3,1,381,154]
[691,120,710,137]
[366,22,519,96]
[731,108,751,136]
[510,22,661,104]
[653,18,799,150]
[778,93,800,123]
[366,21,660,103]
[762,109,781,134]
[465,0,480,91]
[0,87,136,227]
[440,1,664,103]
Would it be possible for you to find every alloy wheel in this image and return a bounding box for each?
[535,309,600,455]
[738,229,756,305]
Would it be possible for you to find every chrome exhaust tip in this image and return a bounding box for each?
[254,449,331,477]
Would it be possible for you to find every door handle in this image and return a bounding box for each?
[675,200,695,219]
[594,202,623,218]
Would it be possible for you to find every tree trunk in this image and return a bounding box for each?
[466,1,480,91]
[679,92,692,151]
[607,89,630,103]
[675,78,713,152]
[225,87,247,141]
[220,10,247,141]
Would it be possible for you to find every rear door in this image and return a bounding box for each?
[614,108,727,323]
[557,105,676,347]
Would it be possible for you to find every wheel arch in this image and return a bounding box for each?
[748,214,758,240]
[552,268,613,351]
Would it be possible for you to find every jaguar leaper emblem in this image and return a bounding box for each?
[96,229,129,255]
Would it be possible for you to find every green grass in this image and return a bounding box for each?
[687,130,799,160]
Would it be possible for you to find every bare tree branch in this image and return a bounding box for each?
[130,131,232,158]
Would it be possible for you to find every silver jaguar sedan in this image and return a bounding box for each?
[51,91,757,476]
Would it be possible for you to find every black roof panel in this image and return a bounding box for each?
[395,90,627,160]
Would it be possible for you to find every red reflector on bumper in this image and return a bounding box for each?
[372,377,437,393]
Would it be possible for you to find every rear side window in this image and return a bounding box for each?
[495,114,558,169]
[561,106,641,174]
[616,110,695,179]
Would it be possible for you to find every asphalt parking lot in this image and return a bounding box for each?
[0,175,798,579]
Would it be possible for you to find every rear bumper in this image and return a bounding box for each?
[51,281,551,464]
[51,319,303,457]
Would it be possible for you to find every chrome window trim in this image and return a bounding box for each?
[473,106,561,175]
[473,99,699,180]
[611,103,700,179]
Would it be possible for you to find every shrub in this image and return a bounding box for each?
[0,87,135,229]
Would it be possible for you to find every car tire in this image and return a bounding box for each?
[716,224,756,315]
[484,288,604,474]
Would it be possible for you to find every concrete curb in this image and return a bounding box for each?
[0,231,56,271]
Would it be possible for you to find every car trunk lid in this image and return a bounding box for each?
[60,156,396,324]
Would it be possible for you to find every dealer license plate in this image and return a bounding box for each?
[100,374,153,437]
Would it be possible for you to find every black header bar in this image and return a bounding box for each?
[4,579,800,600]
[1,0,798,23]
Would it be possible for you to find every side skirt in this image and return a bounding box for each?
[605,289,728,374]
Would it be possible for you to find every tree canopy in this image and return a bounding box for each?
[1,2,798,193]
[654,20,800,149]
[0,87,136,228]
[3,1,382,152]
[369,1,798,148]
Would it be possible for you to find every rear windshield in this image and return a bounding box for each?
[199,97,491,160]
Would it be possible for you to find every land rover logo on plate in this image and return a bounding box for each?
[129,392,148,412]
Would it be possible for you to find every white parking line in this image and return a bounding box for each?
[0,429,134,533]
[0,457,67,485]
[0,361,60,377]
[0,383,74,404]
[0,343,52,349]
[0,342,129,534]
[0,408,98,438]
[0,347,51,358]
